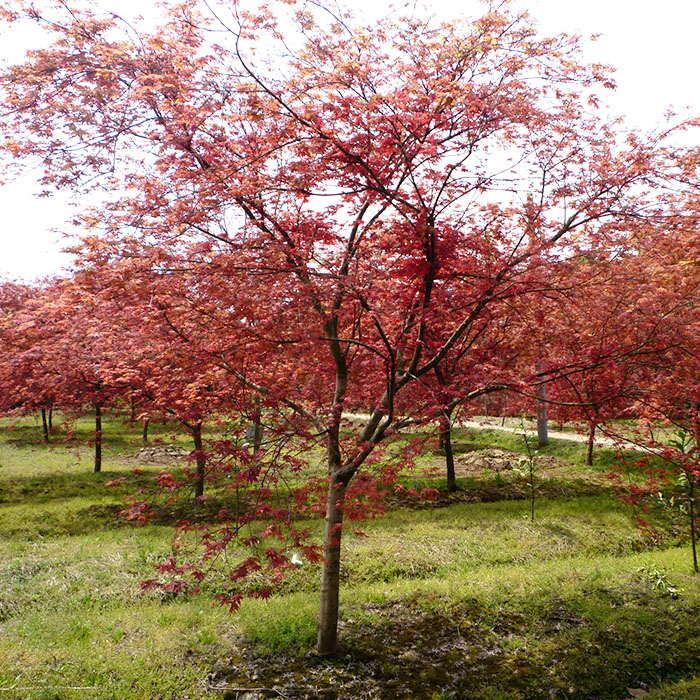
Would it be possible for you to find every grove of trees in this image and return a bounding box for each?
[1,0,700,656]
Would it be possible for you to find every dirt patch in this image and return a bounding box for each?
[124,444,189,464]
[398,446,612,507]
[454,447,520,475]
[423,446,585,480]
[451,447,565,477]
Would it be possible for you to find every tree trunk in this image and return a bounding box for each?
[48,406,53,431]
[142,417,150,445]
[317,474,348,655]
[690,481,698,574]
[192,421,205,499]
[94,403,102,473]
[536,382,548,447]
[586,423,595,466]
[253,419,263,453]
[317,317,351,656]
[252,399,263,454]
[440,414,457,492]
[40,407,49,443]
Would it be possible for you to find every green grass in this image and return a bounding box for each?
[1,412,700,699]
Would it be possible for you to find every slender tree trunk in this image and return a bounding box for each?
[586,423,595,467]
[40,407,49,443]
[191,421,205,499]
[433,368,456,489]
[690,481,698,574]
[317,318,351,656]
[536,382,548,447]
[440,414,457,492]
[94,403,102,473]
[252,398,263,454]
[142,417,150,445]
[48,406,53,431]
[253,419,263,453]
[317,474,348,655]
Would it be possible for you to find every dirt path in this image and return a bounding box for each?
[346,413,641,451]
[457,418,631,448]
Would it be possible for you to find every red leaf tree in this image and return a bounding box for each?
[2,0,699,654]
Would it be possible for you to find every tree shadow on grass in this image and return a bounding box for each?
[0,468,164,505]
[214,591,700,700]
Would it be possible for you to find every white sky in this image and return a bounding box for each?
[0,0,698,281]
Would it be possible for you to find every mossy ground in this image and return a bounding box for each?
[1,412,699,699]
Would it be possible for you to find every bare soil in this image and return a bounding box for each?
[125,443,189,463]
[421,446,608,483]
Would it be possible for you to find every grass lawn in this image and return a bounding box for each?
[1,412,700,699]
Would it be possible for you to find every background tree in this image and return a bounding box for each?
[0,279,59,441]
